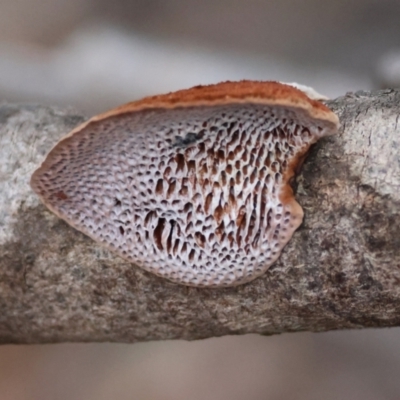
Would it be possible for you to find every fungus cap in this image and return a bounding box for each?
[31,80,339,287]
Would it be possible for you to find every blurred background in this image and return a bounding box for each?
[1,0,400,399]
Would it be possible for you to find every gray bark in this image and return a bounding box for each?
[1,89,400,344]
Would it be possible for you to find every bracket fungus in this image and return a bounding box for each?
[31,81,339,287]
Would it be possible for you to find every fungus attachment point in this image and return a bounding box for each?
[31,81,339,287]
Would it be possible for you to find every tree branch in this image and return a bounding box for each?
[1,89,400,344]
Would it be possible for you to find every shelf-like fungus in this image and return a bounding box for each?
[31,81,339,287]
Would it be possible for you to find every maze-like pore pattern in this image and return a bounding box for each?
[32,104,328,286]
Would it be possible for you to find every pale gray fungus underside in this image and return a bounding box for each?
[32,104,330,286]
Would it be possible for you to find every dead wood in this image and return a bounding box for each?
[1,89,399,344]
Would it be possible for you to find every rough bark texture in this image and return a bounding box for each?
[0,89,399,344]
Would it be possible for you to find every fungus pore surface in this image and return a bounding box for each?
[31,81,339,287]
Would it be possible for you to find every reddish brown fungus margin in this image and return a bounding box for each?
[30,81,339,287]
